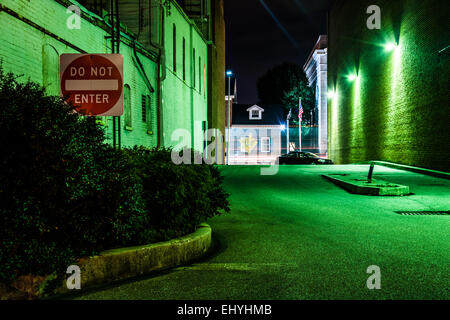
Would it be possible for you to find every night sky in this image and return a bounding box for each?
[224,0,334,104]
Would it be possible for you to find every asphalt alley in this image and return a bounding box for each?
[72,165,450,300]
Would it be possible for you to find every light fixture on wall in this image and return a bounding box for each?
[347,74,358,81]
[384,42,399,52]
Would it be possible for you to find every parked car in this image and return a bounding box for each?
[278,152,333,165]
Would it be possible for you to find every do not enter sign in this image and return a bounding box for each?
[60,54,123,116]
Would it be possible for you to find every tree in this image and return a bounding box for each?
[257,62,315,124]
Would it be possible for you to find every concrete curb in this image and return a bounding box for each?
[322,174,410,196]
[1,224,212,299]
[368,161,450,180]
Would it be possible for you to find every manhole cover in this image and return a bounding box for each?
[395,211,450,216]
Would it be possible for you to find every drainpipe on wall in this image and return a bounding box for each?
[190,22,195,152]
[155,3,166,149]
[143,0,166,149]
[132,40,155,94]
[115,0,121,149]
[109,0,116,148]
[135,0,166,148]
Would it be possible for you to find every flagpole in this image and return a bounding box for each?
[286,108,291,154]
[299,98,302,152]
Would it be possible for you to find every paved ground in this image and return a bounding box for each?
[71,165,450,300]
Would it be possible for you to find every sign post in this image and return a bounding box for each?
[60,54,123,117]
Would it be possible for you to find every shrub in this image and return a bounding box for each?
[123,147,230,243]
[0,68,145,282]
[0,67,230,284]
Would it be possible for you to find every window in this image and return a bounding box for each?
[249,109,262,120]
[182,37,186,81]
[141,95,148,123]
[173,24,176,72]
[193,48,196,88]
[240,135,257,153]
[199,56,201,93]
[247,105,264,120]
[142,94,153,134]
[261,137,271,153]
[287,152,297,158]
[124,84,132,129]
[77,0,106,16]
[147,94,152,133]
[204,64,206,97]
[240,137,249,153]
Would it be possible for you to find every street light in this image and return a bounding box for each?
[226,70,233,165]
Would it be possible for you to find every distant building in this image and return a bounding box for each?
[304,35,328,156]
[227,104,284,165]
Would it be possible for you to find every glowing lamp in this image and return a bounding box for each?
[384,43,397,52]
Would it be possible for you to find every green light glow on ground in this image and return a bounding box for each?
[73,165,450,299]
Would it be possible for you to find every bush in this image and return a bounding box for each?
[0,67,229,284]
[124,148,230,243]
[0,68,145,282]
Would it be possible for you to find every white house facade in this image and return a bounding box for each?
[226,104,284,165]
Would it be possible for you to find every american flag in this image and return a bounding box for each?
[298,98,303,121]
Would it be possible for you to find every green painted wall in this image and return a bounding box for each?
[328,0,449,171]
[0,0,210,152]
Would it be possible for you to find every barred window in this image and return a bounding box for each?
[141,95,148,123]
[142,94,152,133]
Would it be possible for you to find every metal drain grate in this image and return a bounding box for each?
[395,211,450,216]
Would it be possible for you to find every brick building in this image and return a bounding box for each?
[304,35,328,156]
[328,0,449,171]
[0,0,225,154]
